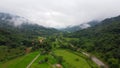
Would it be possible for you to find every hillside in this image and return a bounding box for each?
[67,15,120,68]
[0,13,59,37]
[61,21,99,32]
[0,12,59,62]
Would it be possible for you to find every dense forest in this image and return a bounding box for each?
[0,13,59,62]
[65,15,120,68]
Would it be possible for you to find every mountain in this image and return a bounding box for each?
[68,15,120,68]
[0,12,59,37]
[0,12,59,62]
[61,21,99,32]
[0,12,60,47]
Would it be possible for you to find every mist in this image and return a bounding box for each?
[0,0,120,28]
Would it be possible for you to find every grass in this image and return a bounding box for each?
[0,51,39,68]
[30,54,57,68]
[0,48,98,68]
[71,51,98,68]
[54,49,92,68]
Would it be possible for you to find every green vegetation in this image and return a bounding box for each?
[0,12,59,63]
[0,12,120,68]
[0,51,39,68]
[30,54,56,68]
[0,46,25,62]
[66,16,120,68]
[55,49,97,68]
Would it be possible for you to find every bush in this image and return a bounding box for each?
[44,57,48,62]
[75,58,79,61]
[57,56,63,64]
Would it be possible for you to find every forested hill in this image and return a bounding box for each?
[67,15,120,68]
[0,12,60,46]
[61,21,99,32]
[0,12,59,37]
[71,15,120,37]
[0,12,59,62]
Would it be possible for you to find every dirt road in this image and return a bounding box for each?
[26,54,40,68]
[82,52,108,68]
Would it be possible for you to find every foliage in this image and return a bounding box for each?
[0,12,59,62]
[0,51,39,68]
[68,15,120,68]
[54,49,93,68]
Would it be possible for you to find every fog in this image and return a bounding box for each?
[0,0,120,28]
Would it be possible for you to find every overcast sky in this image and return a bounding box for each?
[0,0,120,28]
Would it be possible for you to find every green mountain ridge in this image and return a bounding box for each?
[67,15,120,68]
[61,21,99,32]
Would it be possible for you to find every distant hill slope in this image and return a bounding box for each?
[0,12,59,37]
[68,15,120,68]
[61,21,99,32]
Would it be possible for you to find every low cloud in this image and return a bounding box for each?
[0,0,120,28]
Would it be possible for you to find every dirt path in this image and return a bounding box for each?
[82,52,108,68]
[26,54,40,68]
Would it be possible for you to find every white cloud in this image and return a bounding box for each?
[80,24,90,29]
[0,0,120,28]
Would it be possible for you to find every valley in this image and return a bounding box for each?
[0,13,120,68]
[0,36,103,68]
